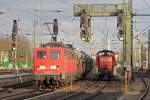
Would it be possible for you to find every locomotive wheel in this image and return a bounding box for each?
[59,81,64,87]
[62,80,68,86]
[52,80,58,91]
[55,80,60,88]
[33,80,38,88]
[36,80,43,91]
[37,80,41,88]
[43,80,47,88]
[48,85,52,90]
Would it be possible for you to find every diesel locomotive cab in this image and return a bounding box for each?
[96,50,116,80]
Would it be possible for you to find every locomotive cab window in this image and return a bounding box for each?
[37,51,46,58]
[50,51,60,58]
[107,52,113,56]
[98,52,104,56]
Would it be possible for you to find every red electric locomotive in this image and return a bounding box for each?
[33,42,86,88]
[96,50,116,79]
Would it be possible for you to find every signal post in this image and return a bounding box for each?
[12,20,19,74]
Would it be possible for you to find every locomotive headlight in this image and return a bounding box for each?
[56,66,59,70]
[81,37,85,41]
[37,67,40,70]
[39,65,46,69]
[51,65,56,69]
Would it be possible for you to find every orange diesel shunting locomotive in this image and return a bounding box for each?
[96,50,116,80]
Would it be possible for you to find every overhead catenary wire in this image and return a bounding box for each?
[133,25,150,39]
[57,0,70,6]
[142,0,150,9]
[0,1,62,19]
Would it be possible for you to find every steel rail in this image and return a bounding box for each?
[0,89,40,100]
[138,75,149,100]
[81,83,108,100]
[59,81,104,100]
[25,81,85,100]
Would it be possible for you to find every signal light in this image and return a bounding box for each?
[117,10,123,28]
[12,47,16,51]
[117,29,124,41]
[80,30,86,35]
[53,19,58,35]
[117,18,123,28]
[80,29,86,41]
[81,36,86,41]
[118,29,123,36]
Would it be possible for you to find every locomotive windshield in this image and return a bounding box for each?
[107,52,113,56]
[37,51,46,58]
[98,52,104,56]
[98,51,113,56]
[50,51,60,58]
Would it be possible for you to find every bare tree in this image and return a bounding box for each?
[0,34,32,63]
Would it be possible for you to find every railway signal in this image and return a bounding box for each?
[12,20,17,51]
[12,20,18,74]
[53,19,58,42]
[117,10,124,40]
[43,19,58,43]
[80,9,91,42]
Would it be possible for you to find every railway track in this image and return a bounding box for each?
[118,72,150,100]
[0,89,41,100]
[0,80,80,100]
[0,80,122,100]
[58,81,108,100]
[25,80,102,100]
[25,80,123,100]
[81,84,108,100]
[137,74,150,100]
[60,81,123,100]
[0,81,44,100]
[0,73,34,88]
[1,81,34,90]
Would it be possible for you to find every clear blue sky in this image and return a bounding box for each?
[0,0,149,55]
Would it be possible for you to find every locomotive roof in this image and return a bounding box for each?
[96,50,115,55]
[36,42,92,59]
[98,50,114,53]
[40,42,75,50]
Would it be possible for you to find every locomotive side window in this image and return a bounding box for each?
[50,51,60,58]
[107,52,113,56]
[98,51,114,56]
[37,51,46,58]
[66,50,76,60]
[98,52,104,56]
[66,51,72,59]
